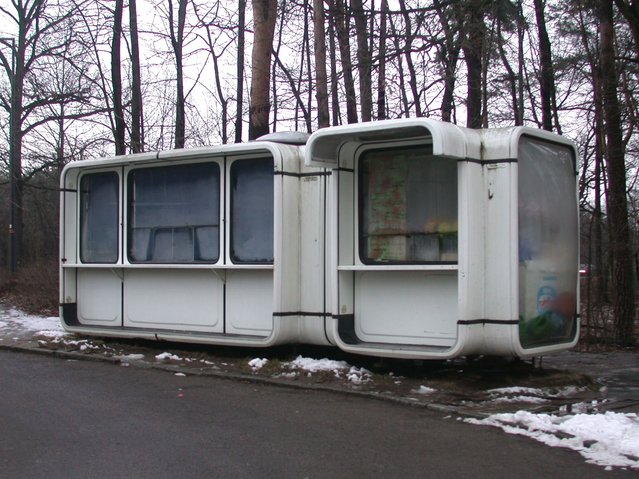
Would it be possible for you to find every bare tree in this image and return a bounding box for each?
[111,0,126,154]
[599,0,637,346]
[193,0,233,144]
[168,0,188,148]
[533,0,560,133]
[0,0,91,271]
[495,4,520,125]
[313,0,329,128]
[398,0,422,117]
[249,0,278,140]
[129,0,144,152]
[434,0,462,123]
[377,0,388,120]
[235,0,246,142]
[331,0,358,124]
[352,0,372,121]
[327,12,341,125]
[462,0,487,129]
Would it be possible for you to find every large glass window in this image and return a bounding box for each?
[80,172,119,263]
[230,158,274,263]
[358,146,458,264]
[128,163,220,263]
[518,137,578,348]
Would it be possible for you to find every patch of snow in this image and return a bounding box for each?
[466,411,639,469]
[248,358,269,370]
[413,385,437,395]
[485,385,591,406]
[174,372,186,377]
[0,308,66,336]
[286,355,351,373]
[346,366,372,384]
[550,385,589,397]
[490,395,550,404]
[114,354,145,361]
[34,330,67,339]
[558,400,604,415]
[156,352,181,361]
[487,386,544,395]
[284,356,372,384]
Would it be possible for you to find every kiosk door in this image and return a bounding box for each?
[353,146,458,346]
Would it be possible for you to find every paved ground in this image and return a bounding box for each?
[0,305,637,416]
[1,349,636,479]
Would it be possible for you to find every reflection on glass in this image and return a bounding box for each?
[230,158,274,264]
[518,137,578,347]
[128,163,220,263]
[80,172,119,263]
[358,146,458,264]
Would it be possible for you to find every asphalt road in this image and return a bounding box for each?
[0,349,632,478]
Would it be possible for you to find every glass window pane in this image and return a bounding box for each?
[80,172,119,263]
[518,137,578,348]
[230,158,274,263]
[359,146,457,264]
[128,163,220,263]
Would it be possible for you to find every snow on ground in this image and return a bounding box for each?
[248,358,269,370]
[0,307,64,337]
[156,352,182,361]
[279,355,373,384]
[413,385,437,395]
[466,411,639,470]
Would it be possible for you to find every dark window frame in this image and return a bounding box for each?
[126,162,221,264]
[357,145,458,265]
[229,157,275,265]
[79,171,120,264]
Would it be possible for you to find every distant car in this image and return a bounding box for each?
[579,264,589,276]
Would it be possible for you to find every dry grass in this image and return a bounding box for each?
[0,258,58,316]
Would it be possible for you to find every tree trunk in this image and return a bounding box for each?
[377,0,388,120]
[129,0,144,153]
[112,0,126,155]
[497,15,519,125]
[332,0,358,124]
[272,0,286,131]
[235,0,246,143]
[398,0,422,117]
[577,1,606,304]
[313,0,330,128]
[304,1,313,131]
[533,0,559,132]
[434,0,461,123]
[249,0,278,140]
[351,0,372,122]
[388,13,410,117]
[9,34,25,272]
[599,0,637,346]
[517,0,525,125]
[169,0,188,148]
[328,16,341,125]
[462,0,485,129]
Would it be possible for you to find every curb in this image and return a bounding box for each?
[0,342,466,416]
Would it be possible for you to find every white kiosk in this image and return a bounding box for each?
[59,118,579,359]
[306,119,579,358]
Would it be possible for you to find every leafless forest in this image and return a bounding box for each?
[0,0,637,346]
